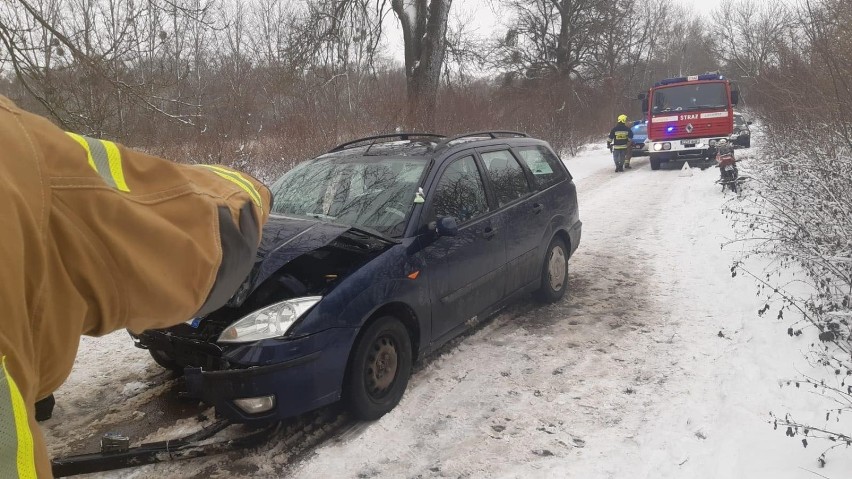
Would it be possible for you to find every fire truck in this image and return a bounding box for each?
[638,73,740,170]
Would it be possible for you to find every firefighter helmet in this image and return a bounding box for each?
[617,114,628,123]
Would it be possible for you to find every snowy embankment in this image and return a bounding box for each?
[44,145,851,478]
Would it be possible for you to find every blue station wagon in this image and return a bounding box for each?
[132,131,582,423]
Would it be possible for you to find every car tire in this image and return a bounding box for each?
[650,155,661,170]
[149,349,183,373]
[534,236,569,303]
[743,137,751,148]
[345,316,413,420]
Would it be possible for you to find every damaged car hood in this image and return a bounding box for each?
[227,214,395,306]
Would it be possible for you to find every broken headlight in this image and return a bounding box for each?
[218,296,322,343]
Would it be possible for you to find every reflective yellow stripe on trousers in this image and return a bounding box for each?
[0,357,36,478]
[66,132,131,192]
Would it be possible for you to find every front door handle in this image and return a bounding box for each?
[532,203,544,214]
[483,226,497,239]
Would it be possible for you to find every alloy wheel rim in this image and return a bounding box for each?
[548,245,566,291]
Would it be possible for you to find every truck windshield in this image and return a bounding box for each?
[652,83,727,113]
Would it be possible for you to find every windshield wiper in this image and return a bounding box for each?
[346,225,401,244]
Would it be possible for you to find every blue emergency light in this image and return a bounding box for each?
[653,73,725,87]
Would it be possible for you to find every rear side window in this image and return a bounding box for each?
[480,150,531,207]
[515,146,568,189]
[430,156,489,225]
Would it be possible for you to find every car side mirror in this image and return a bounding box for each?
[731,90,740,105]
[436,216,459,237]
[747,121,753,125]
[637,93,646,101]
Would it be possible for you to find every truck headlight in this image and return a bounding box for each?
[218,296,322,343]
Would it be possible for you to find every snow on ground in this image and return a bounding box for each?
[44,146,852,478]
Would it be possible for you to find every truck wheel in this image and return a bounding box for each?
[650,155,661,170]
[345,316,413,420]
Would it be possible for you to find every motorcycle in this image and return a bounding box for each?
[714,139,744,193]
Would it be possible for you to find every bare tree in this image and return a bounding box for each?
[494,0,608,80]
[710,0,793,82]
[391,0,452,129]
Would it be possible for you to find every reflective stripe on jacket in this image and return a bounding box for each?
[0,358,36,478]
[609,122,633,150]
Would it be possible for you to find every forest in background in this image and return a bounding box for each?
[0,0,740,179]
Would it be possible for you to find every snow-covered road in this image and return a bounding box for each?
[44,146,851,478]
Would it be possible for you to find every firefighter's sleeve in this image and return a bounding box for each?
[20,108,271,336]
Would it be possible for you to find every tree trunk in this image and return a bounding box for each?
[391,0,452,130]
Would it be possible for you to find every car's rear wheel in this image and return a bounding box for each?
[534,236,569,303]
[345,316,412,420]
[650,155,661,170]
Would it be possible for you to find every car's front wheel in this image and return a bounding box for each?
[650,155,661,170]
[345,316,413,420]
[534,236,569,303]
[148,349,184,374]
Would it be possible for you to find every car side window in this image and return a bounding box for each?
[515,146,568,189]
[480,150,531,206]
[429,155,489,225]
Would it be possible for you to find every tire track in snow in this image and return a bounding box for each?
[285,160,698,479]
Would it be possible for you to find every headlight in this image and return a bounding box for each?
[653,143,663,151]
[218,296,322,343]
[662,142,671,151]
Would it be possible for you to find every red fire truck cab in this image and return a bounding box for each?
[639,73,740,170]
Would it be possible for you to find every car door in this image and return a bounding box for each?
[421,153,506,342]
[477,147,540,294]
[512,143,574,257]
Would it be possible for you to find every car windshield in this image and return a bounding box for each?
[652,83,727,113]
[270,157,427,238]
[632,124,647,135]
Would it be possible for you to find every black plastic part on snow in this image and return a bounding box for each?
[51,419,280,477]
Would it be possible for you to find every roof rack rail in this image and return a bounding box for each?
[328,133,445,153]
[437,131,528,149]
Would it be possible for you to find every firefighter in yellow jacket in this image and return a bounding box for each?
[0,94,271,478]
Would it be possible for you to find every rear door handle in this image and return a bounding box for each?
[483,226,497,239]
[532,203,544,214]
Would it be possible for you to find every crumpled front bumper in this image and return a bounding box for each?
[183,351,326,424]
[134,326,357,424]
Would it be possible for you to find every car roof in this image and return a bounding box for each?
[317,131,547,162]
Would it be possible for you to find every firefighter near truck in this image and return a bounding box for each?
[638,73,740,170]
